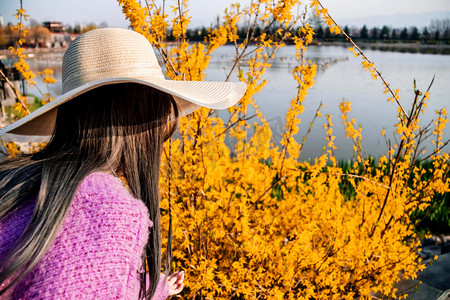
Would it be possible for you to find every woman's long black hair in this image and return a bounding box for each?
[0,83,178,299]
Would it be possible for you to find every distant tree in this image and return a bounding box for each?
[192,28,200,40]
[380,26,390,40]
[28,19,39,27]
[99,21,108,28]
[201,26,208,38]
[370,27,379,40]
[324,26,331,39]
[400,27,408,40]
[185,28,193,39]
[430,19,439,32]
[267,25,277,35]
[238,26,246,40]
[81,23,98,33]
[74,24,81,34]
[422,27,430,40]
[66,25,73,33]
[315,25,324,38]
[430,18,450,39]
[444,19,450,39]
[0,36,7,48]
[360,25,369,39]
[410,27,420,40]
[343,25,350,37]
[26,26,50,47]
[253,26,261,37]
[0,27,9,48]
[167,29,175,41]
[1,24,17,47]
[350,26,359,38]
[434,30,440,40]
[391,29,398,39]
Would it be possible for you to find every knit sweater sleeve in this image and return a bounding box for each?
[10,172,169,300]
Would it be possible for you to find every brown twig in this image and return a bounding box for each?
[286,167,391,190]
[0,69,30,115]
[145,0,179,78]
[251,175,287,208]
[278,11,311,174]
[419,139,450,162]
[299,101,323,156]
[177,0,186,43]
[315,0,407,117]
[370,76,436,237]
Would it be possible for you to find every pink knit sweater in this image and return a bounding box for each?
[0,172,169,299]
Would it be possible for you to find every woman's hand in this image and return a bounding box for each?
[167,271,185,296]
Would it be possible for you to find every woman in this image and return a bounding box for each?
[0,28,246,299]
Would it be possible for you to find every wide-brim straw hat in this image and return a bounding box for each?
[0,28,247,137]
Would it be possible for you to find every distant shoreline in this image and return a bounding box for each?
[318,41,450,55]
[1,41,450,58]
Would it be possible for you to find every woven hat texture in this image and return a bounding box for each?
[0,28,247,136]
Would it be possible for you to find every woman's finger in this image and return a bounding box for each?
[178,271,185,283]
[174,282,184,293]
[167,273,179,284]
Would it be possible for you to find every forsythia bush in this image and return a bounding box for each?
[2,0,449,299]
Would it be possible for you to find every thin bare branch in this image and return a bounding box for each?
[0,69,30,115]
[314,0,407,117]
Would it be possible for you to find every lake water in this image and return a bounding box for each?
[205,45,450,159]
[21,45,450,159]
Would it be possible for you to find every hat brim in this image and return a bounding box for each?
[0,77,247,137]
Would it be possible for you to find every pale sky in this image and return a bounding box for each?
[1,0,450,29]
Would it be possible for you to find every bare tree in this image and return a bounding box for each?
[81,23,98,33]
[28,19,39,27]
[430,18,450,39]
[27,26,50,47]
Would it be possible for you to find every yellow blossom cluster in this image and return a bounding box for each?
[339,100,363,161]
[433,109,449,150]
[309,0,340,35]
[9,6,36,92]
[36,69,57,104]
[37,69,57,85]
[323,114,337,154]
[117,0,150,36]
[2,142,21,157]
[170,0,190,40]
[9,47,35,87]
